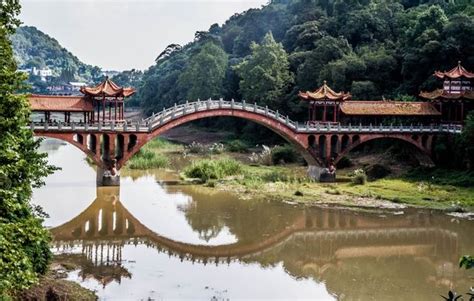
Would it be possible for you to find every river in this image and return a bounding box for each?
[32,139,474,300]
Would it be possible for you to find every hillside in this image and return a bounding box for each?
[137,0,474,120]
[11,26,102,84]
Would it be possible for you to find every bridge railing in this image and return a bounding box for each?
[30,99,464,135]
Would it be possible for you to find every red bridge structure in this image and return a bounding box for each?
[29,63,472,185]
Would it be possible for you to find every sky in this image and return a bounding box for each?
[19,0,268,71]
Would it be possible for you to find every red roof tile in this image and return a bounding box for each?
[434,61,474,79]
[299,81,351,101]
[340,101,441,116]
[28,95,94,112]
[80,78,136,97]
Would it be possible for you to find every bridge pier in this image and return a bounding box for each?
[96,167,120,187]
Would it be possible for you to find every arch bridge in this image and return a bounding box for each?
[31,99,463,184]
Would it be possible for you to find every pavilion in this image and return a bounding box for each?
[299,82,441,125]
[420,61,474,123]
[29,77,135,124]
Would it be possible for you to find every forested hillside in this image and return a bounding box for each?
[137,0,474,121]
[11,26,102,82]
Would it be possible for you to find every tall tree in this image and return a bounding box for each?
[0,0,55,294]
[234,32,294,107]
[178,42,228,100]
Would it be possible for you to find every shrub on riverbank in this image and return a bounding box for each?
[226,140,249,153]
[351,169,367,185]
[128,149,169,169]
[0,2,56,295]
[271,145,298,164]
[183,158,242,182]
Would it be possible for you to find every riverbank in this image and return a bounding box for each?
[126,128,474,212]
[17,259,97,300]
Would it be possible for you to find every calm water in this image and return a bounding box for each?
[33,139,474,300]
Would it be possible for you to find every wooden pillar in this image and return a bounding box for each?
[64,112,68,123]
[109,134,116,161]
[123,134,130,157]
[114,98,117,121]
[108,101,111,121]
[333,103,337,122]
[322,103,327,122]
[44,111,47,123]
[325,135,331,164]
[84,112,87,123]
[461,102,464,122]
[102,97,106,123]
[336,135,342,153]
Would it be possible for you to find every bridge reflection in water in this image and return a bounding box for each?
[50,186,471,297]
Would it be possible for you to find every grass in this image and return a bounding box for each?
[127,138,176,170]
[186,161,474,210]
[183,158,242,182]
[131,137,474,211]
[128,149,169,169]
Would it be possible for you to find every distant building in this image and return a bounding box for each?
[18,66,53,82]
[46,82,88,95]
[101,70,120,78]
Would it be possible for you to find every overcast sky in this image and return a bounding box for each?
[19,0,268,71]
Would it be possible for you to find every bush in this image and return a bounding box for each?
[271,145,298,165]
[128,149,169,169]
[351,169,367,185]
[186,141,207,154]
[249,145,273,166]
[226,140,249,153]
[184,141,224,155]
[0,219,52,293]
[209,143,225,154]
[184,158,242,182]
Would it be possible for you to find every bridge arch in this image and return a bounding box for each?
[33,132,107,168]
[334,134,434,167]
[120,108,322,168]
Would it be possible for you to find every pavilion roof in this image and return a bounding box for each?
[340,101,441,116]
[419,89,474,100]
[80,77,136,98]
[28,94,94,112]
[434,61,474,79]
[299,81,351,101]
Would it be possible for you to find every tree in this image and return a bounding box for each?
[178,42,228,100]
[234,32,294,107]
[0,0,55,294]
[462,112,474,170]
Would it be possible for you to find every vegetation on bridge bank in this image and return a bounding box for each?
[0,1,60,298]
[126,132,474,212]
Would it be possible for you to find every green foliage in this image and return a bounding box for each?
[351,169,368,185]
[0,2,55,294]
[405,168,474,188]
[234,32,294,107]
[271,144,298,164]
[11,26,103,84]
[178,42,228,100]
[127,149,169,169]
[225,139,249,153]
[462,112,474,170]
[136,0,474,120]
[459,255,474,270]
[183,158,242,182]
